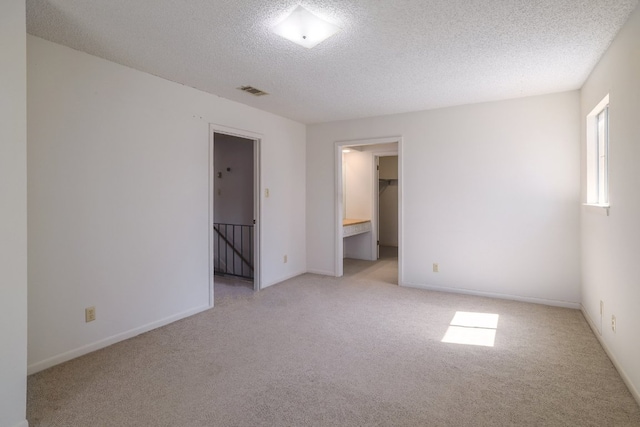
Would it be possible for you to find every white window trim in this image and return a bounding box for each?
[585,94,610,213]
[582,203,610,216]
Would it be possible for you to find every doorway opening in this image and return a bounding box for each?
[335,137,402,285]
[376,154,399,261]
[209,126,261,305]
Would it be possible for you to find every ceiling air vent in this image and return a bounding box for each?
[238,85,269,96]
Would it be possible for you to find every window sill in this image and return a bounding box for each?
[583,203,610,216]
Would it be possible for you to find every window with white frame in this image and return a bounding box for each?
[586,95,609,206]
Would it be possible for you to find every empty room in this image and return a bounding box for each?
[2,1,640,426]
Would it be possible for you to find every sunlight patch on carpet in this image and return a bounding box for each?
[442,312,499,347]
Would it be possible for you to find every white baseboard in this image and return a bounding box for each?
[401,282,581,309]
[10,420,28,427]
[261,270,307,289]
[27,304,211,375]
[305,268,336,276]
[581,305,640,406]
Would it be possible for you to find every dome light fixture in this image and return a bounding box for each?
[272,5,340,49]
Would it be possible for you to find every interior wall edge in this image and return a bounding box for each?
[581,305,640,406]
[260,270,307,289]
[305,269,337,277]
[27,304,210,375]
[401,281,581,309]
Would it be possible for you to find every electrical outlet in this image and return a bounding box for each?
[433,263,439,273]
[265,188,270,198]
[284,254,288,263]
[611,315,616,333]
[85,306,96,323]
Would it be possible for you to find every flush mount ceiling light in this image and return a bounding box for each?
[272,5,340,49]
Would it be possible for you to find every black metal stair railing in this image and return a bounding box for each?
[213,223,254,279]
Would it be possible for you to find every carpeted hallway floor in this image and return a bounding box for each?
[27,250,640,426]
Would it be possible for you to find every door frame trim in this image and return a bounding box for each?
[373,151,398,260]
[334,136,403,284]
[209,124,262,307]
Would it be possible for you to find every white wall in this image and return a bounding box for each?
[27,36,306,373]
[580,4,640,402]
[343,150,375,260]
[214,134,254,225]
[308,91,581,306]
[0,1,28,426]
[344,151,373,220]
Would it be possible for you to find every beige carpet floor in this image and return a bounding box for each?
[27,251,640,426]
[213,274,255,301]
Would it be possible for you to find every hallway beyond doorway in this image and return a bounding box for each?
[214,275,254,304]
[343,245,398,285]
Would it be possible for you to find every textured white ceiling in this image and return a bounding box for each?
[26,0,638,124]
